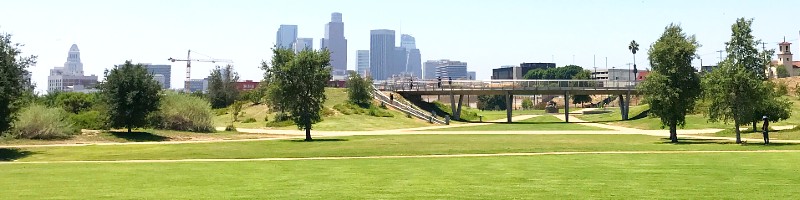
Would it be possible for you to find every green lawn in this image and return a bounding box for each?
[703,127,800,140]
[577,105,730,130]
[2,153,799,199]
[435,115,609,131]
[0,130,276,146]
[470,109,548,122]
[3,134,797,162]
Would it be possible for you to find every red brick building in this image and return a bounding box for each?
[235,80,259,91]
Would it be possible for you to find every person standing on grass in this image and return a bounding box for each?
[762,115,770,145]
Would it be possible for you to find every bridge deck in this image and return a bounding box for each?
[376,80,639,95]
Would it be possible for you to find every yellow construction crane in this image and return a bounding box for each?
[168,50,233,93]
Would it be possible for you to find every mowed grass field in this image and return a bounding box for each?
[3,134,800,199]
[4,134,798,162]
[2,153,800,199]
[435,115,609,131]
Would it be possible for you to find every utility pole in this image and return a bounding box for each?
[593,55,596,79]
[716,50,725,64]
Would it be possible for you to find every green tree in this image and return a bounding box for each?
[638,24,701,143]
[208,65,240,109]
[266,48,332,141]
[776,65,790,78]
[55,92,94,114]
[477,95,507,110]
[523,65,584,80]
[521,98,533,110]
[749,81,792,132]
[0,33,36,135]
[704,18,778,143]
[346,71,373,107]
[100,61,162,133]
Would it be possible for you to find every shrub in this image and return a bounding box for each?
[274,112,291,122]
[775,81,789,96]
[13,104,79,139]
[265,120,294,127]
[796,83,800,98]
[242,118,257,123]
[263,115,269,122]
[321,107,336,117]
[69,110,108,130]
[368,107,394,117]
[225,125,236,131]
[156,93,215,133]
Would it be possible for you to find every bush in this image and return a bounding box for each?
[156,93,215,133]
[265,120,294,127]
[13,104,78,139]
[274,112,291,122]
[796,83,800,98]
[69,110,108,130]
[225,125,236,131]
[368,107,394,117]
[263,115,269,122]
[321,107,336,117]
[775,81,789,96]
[242,118,257,123]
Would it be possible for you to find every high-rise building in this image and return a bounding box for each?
[293,38,314,53]
[400,34,422,78]
[64,44,84,75]
[370,29,395,80]
[47,44,99,93]
[143,64,172,89]
[321,12,347,77]
[356,50,370,76]
[423,60,438,80]
[276,25,298,49]
[468,71,477,80]
[406,49,422,78]
[400,34,416,50]
[393,47,408,77]
[423,59,469,80]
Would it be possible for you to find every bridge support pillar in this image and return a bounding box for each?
[506,92,513,123]
[455,95,464,120]
[450,93,457,120]
[618,94,629,120]
[564,91,569,123]
[625,91,631,120]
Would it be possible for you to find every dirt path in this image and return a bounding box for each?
[6,150,800,164]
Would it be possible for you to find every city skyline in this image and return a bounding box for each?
[2,0,799,92]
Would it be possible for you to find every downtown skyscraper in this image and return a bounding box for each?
[276,25,298,49]
[356,50,370,76]
[370,29,395,80]
[401,34,422,78]
[321,12,347,76]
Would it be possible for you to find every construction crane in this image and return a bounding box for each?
[168,50,233,93]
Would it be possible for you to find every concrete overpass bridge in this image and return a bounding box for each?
[375,79,640,123]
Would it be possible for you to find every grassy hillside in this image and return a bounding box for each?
[214,88,433,131]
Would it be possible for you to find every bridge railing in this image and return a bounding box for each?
[375,79,636,92]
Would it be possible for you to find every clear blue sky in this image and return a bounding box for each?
[2,0,799,92]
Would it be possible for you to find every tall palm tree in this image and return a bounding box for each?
[628,40,639,76]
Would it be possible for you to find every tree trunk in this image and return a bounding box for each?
[669,124,678,143]
[127,127,132,133]
[734,123,742,144]
[304,123,312,141]
[753,120,757,133]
